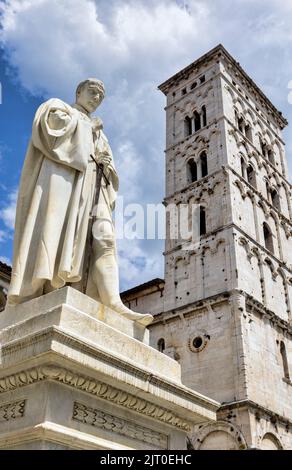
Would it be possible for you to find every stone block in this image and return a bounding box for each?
[0,287,218,449]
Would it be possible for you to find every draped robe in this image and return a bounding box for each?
[8,98,119,305]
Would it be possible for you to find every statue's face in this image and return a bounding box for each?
[76,83,103,114]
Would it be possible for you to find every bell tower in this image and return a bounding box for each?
[151,44,292,449]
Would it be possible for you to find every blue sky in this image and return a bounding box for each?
[1,0,292,291]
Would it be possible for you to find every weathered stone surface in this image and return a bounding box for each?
[0,287,218,449]
[149,44,292,449]
[1,44,292,450]
[0,286,150,345]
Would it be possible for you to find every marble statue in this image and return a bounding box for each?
[7,78,153,326]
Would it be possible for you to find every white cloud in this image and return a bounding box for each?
[0,230,6,243]
[0,255,11,265]
[117,237,164,291]
[0,0,209,98]
[114,140,143,202]
[0,142,10,164]
[0,189,17,230]
[1,0,292,289]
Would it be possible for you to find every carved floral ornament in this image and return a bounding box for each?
[0,400,26,422]
[73,402,168,448]
[0,366,192,432]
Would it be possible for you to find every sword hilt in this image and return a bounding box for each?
[90,154,110,186]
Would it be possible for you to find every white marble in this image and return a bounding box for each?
[0,288,218,449]
[7,78,152,326]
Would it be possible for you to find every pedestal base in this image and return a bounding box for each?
[0,288,218,449]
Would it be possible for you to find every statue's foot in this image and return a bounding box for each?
[109,301,154,326]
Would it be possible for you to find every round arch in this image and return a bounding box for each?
[192,421,247,450]
[260,433,283,450]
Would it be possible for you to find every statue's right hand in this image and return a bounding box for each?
[48,109,71,130]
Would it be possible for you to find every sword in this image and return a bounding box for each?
[82,154,110,293]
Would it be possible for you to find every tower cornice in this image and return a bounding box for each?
[158,44,287,129]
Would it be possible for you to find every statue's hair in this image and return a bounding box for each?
[75,78,105,100]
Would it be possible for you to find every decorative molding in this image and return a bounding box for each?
[244,293,292,337]
[234,180,246,199]
[72,402,168,448]
[220,398,292,430]
[164,167,224,203]
[0,400,26,423]
[0,327,152,384]
[228,165,292,228]
[0,366,192,431]
[238,236,253,261]
[258,433,283,450]
[281,221,292,239]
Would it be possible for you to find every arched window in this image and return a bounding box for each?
[268,149,275,165]
[241,157,246,178]
[157,338,165,353]
[260,138,268,158]
[263,222,274,253]
[201,105,207,127]
[265,181,271,202]
[194,111,201,132]
[184,116,192,136]
[271,189,281,211]
[187,159,197,183]
[200,206,206,236]
[200,152,208,177]
[238,117,245,134]
[261,433,282,450]
[245,124,253,142]
[246,165,256,188]
[280,341,290,380]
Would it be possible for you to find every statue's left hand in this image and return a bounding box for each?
[96,151,112,168]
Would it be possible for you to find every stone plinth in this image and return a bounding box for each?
[0,287,218,449]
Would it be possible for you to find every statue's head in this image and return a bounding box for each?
[75,78,105,114]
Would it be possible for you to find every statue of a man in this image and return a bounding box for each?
[7,78,153,326]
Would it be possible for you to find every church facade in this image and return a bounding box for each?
[1,45,292,449]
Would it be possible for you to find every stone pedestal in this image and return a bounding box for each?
[0,287,218,449]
